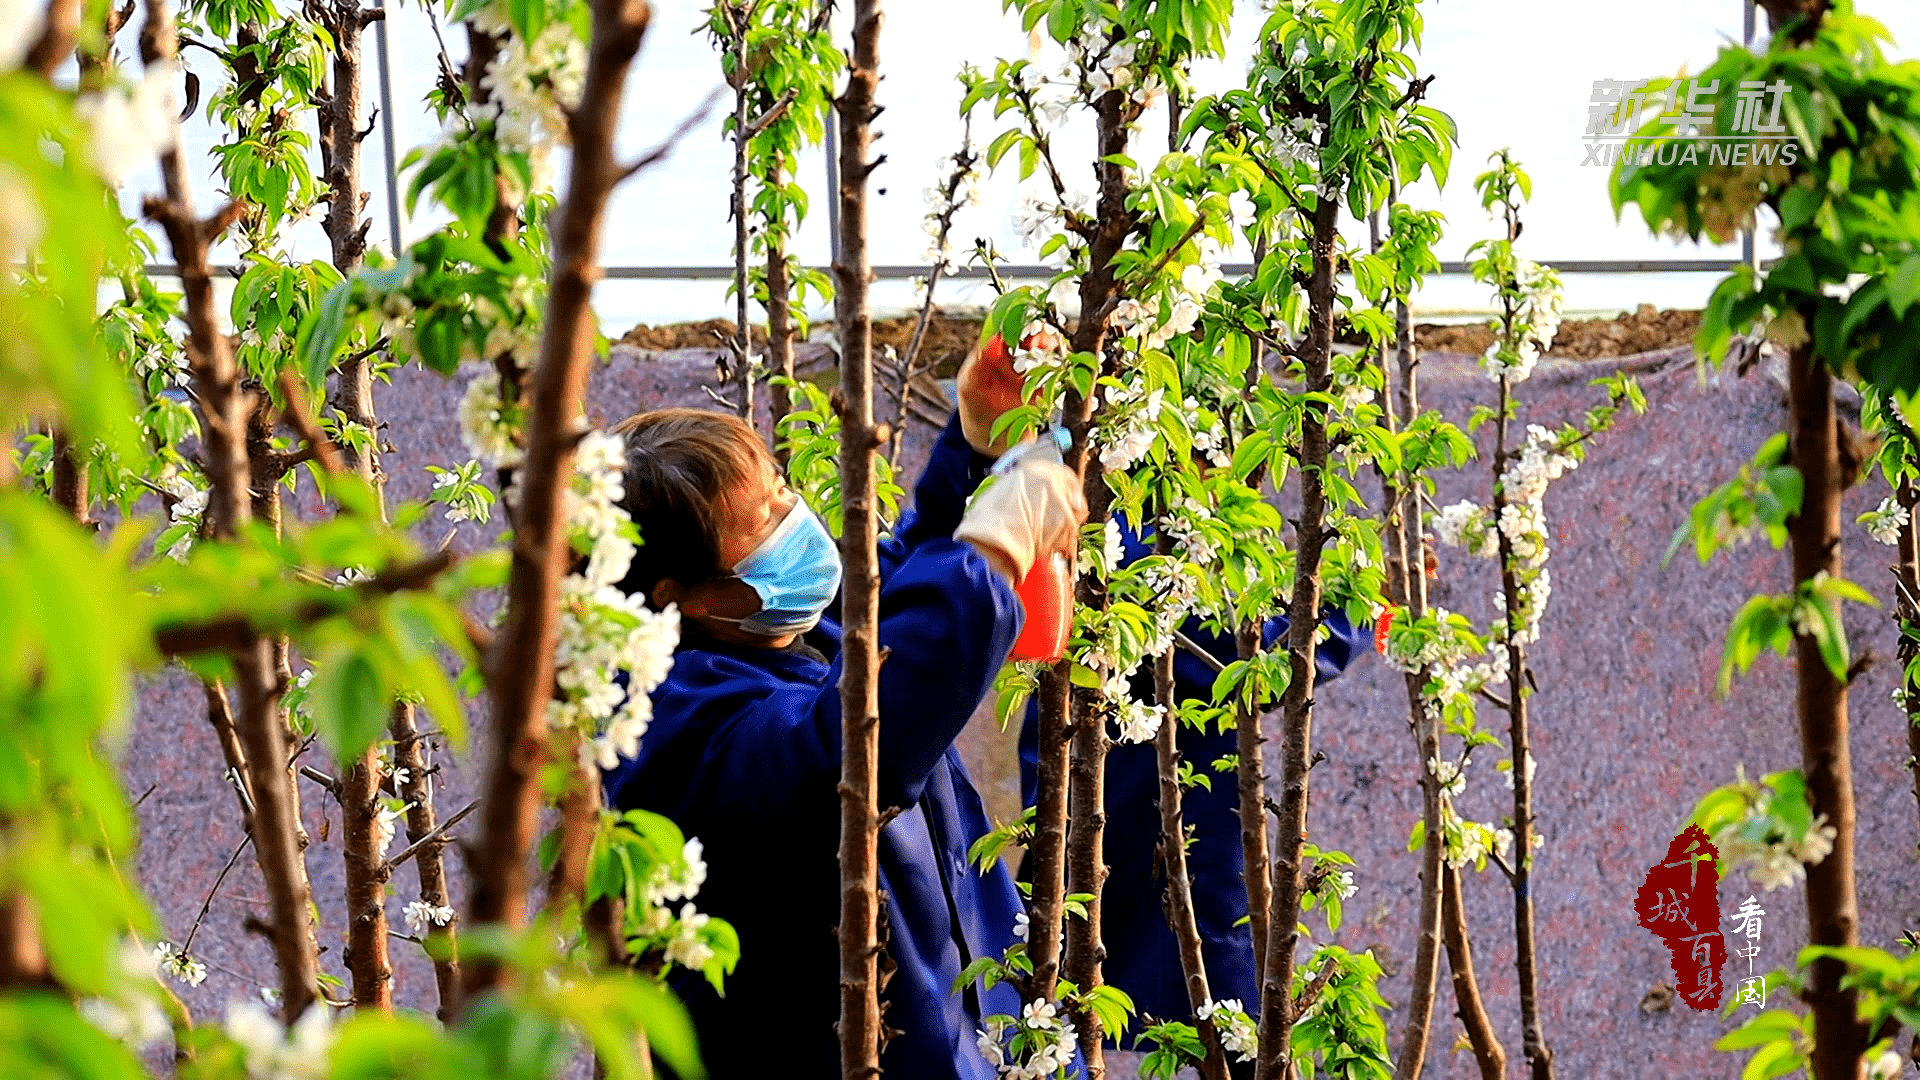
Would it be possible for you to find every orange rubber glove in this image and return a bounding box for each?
[957,330,1057,457]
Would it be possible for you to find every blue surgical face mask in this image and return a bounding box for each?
[709,498,842,636]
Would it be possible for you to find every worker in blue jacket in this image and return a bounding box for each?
[602,368,1086,1078]
[1018,518,1365,1047]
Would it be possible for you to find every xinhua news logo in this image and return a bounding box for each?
[1581,78,1803,168]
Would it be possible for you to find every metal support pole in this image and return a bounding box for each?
[1742,0,1759,270]
[824,120,842,271]
[373,0,405,254]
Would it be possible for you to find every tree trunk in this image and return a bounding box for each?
[1152,619,1231,1080]
[340,745,392,1010]
[1234,620,1270,993]
[141,0,319,1022]
[1028,663,1073,1002]
[1441,865,1506,1080]
[1236,254,1273,995]
[322,0,393,1010]
[1252,188,1340,1080]
[50,431,88,526]
[831,3,885,1076]
[203,677,256,830]
[1056,84,1137,1080]
[765,160,795,464]
[464,0,654,1001]
[390,702,461,1018]
[1027,85,1134,1038]
[0,896,47,987]
[1895,478,1920,833]
[1373,194,1442,1080]
[547,741,600,915]
[730,9,756,427]
[1786,340,1866,1080]
[1381,391,1441,1080]
[1488,369,1554,1080]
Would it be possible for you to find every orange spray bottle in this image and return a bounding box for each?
[993,426,1074,663]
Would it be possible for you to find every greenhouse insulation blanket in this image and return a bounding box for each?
[126,342,1920,1079]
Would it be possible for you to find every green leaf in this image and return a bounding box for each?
[312,649,390,758]
[298,280,357,389]
[1889,255,1920,319]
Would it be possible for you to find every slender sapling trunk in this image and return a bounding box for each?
[1253,188,1340,1080]
[831,2,886,1075]
[464,0,654,1000]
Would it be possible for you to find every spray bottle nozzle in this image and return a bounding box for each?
[991,426,1072,477]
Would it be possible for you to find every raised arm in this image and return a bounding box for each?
[679,540,1020,814]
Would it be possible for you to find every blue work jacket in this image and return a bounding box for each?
[1017,518,1365,1035]
[605,418,1040,1080]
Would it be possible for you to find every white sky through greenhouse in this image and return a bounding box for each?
[122,0,1920,332]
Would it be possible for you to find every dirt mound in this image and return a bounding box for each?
[621,303,1703,365]
[619,317,765,352]
[1413,304,1700,360]
[870,315,986,378]
[618,314,984,377]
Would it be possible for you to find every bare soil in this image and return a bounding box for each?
[619,303,1703,364]
[1409,303,1700,361]
[619,314,986,377]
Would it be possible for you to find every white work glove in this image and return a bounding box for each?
[953,458,1088,582]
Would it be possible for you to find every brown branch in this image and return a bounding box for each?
[1172,630,1227,674]
[832,2,885,1075]
[152,550,457,656]
[25,0,82,78]
[1376,185,1442,1080]
[1291,954,1338,1019]
[544,748,600,919]
[180,834,253,956]
[615,86,725,184]
[141,0,317,1021]
[204,679,257,830]
[726,11,755,424]
[390,704,463,1019]
[336,735,391,1030]
[1785,330,1868,1077]
[1234,619,1272,997]
[766,176,798,462]
[1152,558,1231,1080]
[1442,865,1507,1080]
[746,86,798,137]
[463,0,654,1003]
[276,370,346,477]
[299,765,341,798]
[382,796,478,876]
[1057,88,1142,1080]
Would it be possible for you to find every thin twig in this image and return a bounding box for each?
[1292,955,1339,1018]
[616,87,727,183]
[1488,848,1516,882]
[153,550,456,656]
[180,834,255,955]
[300,765,341,796]
[275,370,345,476]
[1172,630,1228,673]
[745,87,798,137]
[380,797,478,875]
